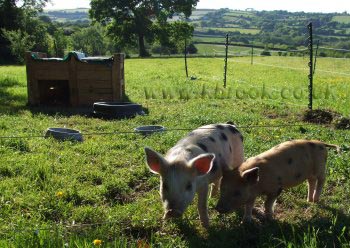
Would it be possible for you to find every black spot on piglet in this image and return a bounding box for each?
[197,143,208,152]
[220,132,228,141]
[227,125,239,134]
[216,125,225,130]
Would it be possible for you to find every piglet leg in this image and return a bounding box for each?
[307,178,317,202]
[197,185,209,228]
[264,195,278,220]
[313,176,325,202]
[243,197,256,223]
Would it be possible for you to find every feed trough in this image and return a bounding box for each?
[134,125,166,135]
[45,128,83,142]
[93,102,145,119]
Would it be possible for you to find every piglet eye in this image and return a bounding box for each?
[186,182,192,191]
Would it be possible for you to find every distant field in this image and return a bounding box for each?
[190,9,215,20]
[333,15,350,24]
[224,11,256,17]
[193,43,254,55]
[197,27,260,34]
[193,35,227,43]
[45,8,89,13]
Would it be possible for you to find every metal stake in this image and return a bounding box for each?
[307,23,313,110]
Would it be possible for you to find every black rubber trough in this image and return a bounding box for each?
[93,102,145,119]
[135,125,166,135]
[45,128,83,142]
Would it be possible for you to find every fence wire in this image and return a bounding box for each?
[0,123,318,141]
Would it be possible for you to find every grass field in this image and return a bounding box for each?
[196,27,260,35]
[1,56,350,247]
[332,15,350,24]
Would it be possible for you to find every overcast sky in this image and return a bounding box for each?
[45,0,350,13]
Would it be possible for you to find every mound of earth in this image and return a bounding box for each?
[302,109,337,124]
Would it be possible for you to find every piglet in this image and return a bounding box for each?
[216,139,339,222]
[145,123,244,228]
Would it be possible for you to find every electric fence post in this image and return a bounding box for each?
[307,22,313,110]
[251,44,254,65]
[184,38,188,78]
[223,34,229,88]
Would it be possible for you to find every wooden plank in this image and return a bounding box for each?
[111,53,125,101]
[32,62,68,70]
[35,70,69,80]
[79,88,113,94]
[77,71,111,80]
[77,63,112,71]
[77,80,112,89]
[25,52,36,105]
[79,93,113,105]
[69,54,79,106]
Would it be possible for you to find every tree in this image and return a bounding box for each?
[89,0,199,57]
[0,0,49,63]
[1,29,34,63]
[70,23,110,56]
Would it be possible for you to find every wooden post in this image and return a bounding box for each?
[69,54,79,106]
[223,34,229,88]
[25,51,35,105]
[307,22,313,110]
[184,39,188,78]
[112,53,125,101]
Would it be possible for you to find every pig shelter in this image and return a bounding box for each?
[25,51,125,107]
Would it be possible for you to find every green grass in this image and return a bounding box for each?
[332,15,350,24]
[197,27,260,35]
[1,57,350,247]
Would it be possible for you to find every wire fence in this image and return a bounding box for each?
[179,23,350,112]
[0,123,318,141]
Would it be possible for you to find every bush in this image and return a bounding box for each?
[1,29,34,64]
[261,50,271,56]
[187,43,198,54]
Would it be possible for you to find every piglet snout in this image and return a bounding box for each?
[164,209,182,219]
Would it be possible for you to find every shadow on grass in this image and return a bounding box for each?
[28,94,151,119]
[175,204,350,248]
[0,87,27,115]
[0,78,150,118]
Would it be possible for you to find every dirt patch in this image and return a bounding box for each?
[334,117,350,130]
[302,109,339,124]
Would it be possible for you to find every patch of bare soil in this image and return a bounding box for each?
[334,117,350,130]
[302,109,339,124]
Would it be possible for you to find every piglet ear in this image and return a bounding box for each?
[144,147,166,174]
[190,153,215,176]
[241,167,259,185]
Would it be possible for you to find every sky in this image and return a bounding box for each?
[45,0,350,13]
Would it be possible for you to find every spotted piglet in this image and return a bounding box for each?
[145,123,244,228]
[216,139,339,223]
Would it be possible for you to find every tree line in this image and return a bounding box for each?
[0,0,198,64]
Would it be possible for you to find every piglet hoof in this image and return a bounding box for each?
[163,210,182,219]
